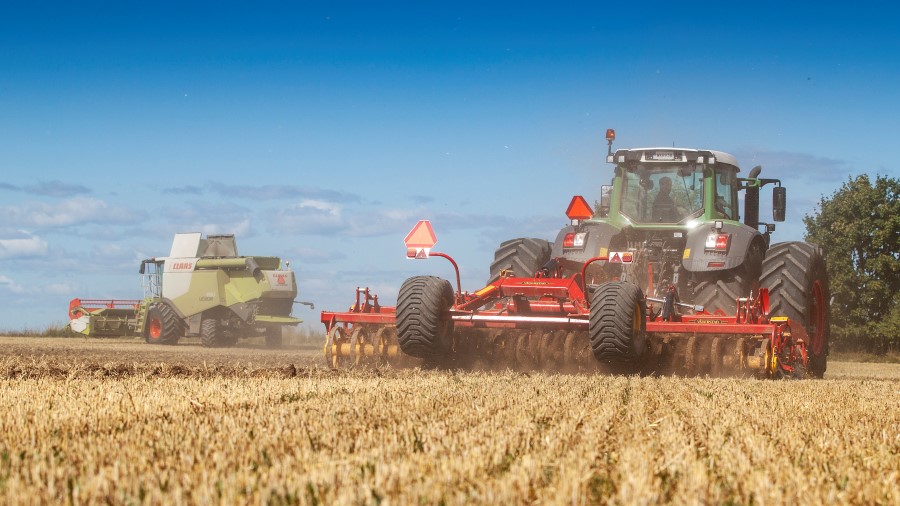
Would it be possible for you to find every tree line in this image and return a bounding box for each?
[804,174,899,354]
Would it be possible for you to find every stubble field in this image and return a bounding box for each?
[0,336,897,505]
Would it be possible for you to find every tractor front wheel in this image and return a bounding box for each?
[145,303,182,345]
[396,276,455,361]
[589,282,646,372]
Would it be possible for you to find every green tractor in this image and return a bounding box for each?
[486,130,830,376]
[69,233,302,348]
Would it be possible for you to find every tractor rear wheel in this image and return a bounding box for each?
[692,243,764,315]
[760,242,830,378]
[145,303,182,345]
[265,326,283,349]
[589,282,646,372]
[396,276,455,360]
[200,318,225,348]
[488,238,551,283]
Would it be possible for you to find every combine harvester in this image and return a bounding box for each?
[321,130,830,378]
[69,233,302,347]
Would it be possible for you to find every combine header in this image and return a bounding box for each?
[69,233,303,348]
[321,130,830,378]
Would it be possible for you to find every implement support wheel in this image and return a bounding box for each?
[589,282,647,373]
[396,276,455,360]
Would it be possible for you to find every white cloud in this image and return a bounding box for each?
[2,197,142,228]
[198,218,252,237]
[0,232,49,259]
[298,199,341,214]
[290,246,347,264]
[44,283,77,296]
[0,275,24,293]
[272,199,346,234]
[0,274,76,296]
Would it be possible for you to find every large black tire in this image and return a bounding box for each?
[144,303,183,345]
[487,238,552,284]
[589,282,646,371]
[396,276,455,359]
[691,242,764,315]
[200,318,226,348]
[760,242,830,378]
[265,326,283,349]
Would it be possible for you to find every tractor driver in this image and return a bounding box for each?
[652,176,680,222]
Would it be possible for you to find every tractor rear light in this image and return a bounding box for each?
[707,261,726,268]
[705,233,730,251]
[563,232,586,249]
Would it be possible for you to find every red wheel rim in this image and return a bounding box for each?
[809,280,826,355]
[149,317,162,339]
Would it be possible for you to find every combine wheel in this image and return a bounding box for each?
[396,276,455,360]
[145,303,182,345]
[488,238,552,283]
[760,242,830,378]
[200,318,226,348]
[221,331,239,348]
[265,326,283,349]
[589,282,646,372]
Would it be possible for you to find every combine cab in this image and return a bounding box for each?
[69,233,302,348]
[321,130,830,378]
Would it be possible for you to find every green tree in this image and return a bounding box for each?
[803,174,900,352]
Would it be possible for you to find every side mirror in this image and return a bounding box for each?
[599,185,612,217]
[773,186,786,222]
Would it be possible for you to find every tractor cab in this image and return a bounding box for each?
[599,148,743,226]
[599,129,785,234]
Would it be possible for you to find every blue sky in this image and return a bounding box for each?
[1,2,898,330]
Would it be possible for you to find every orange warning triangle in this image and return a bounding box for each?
[566,195,594,220]
[404,220,437,248]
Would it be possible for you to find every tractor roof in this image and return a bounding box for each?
[611,148,740,170]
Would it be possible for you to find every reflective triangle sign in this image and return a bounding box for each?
[404,220,437,248]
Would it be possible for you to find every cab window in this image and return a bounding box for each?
[620,165,704,224]
[714,168,739,220]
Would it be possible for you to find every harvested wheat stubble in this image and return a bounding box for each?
[1,357,898,505]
